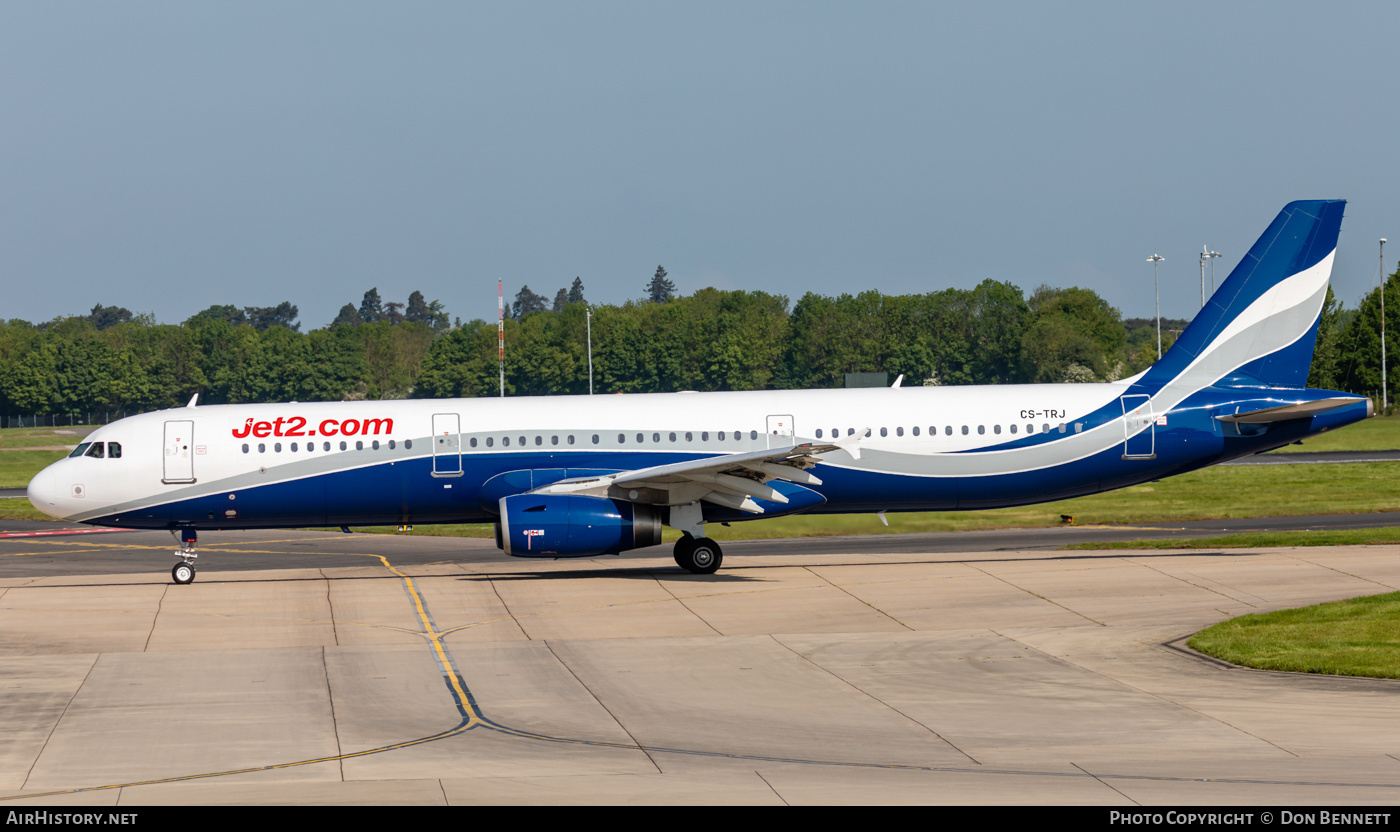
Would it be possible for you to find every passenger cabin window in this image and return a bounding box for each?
[896,427,904,437]
[912,427,919,436]
[978,425,985,435]
[503,436,511,447]
[241,443,249,454]
[815,429,823,438]
[993,425,1001,435]
[469,438,477,448]
[961,426,968,435]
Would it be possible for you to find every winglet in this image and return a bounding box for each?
[186,393,199,408]
[891,374,903,388]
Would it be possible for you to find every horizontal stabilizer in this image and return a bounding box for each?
[1216,397,1369,424]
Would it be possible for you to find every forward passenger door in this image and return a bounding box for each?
[162,420,195,483]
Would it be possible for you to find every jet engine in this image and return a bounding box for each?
[497,494,663,558]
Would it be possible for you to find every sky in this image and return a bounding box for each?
[3,1,1398,329]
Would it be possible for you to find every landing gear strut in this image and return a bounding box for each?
[171,528,198,585]
[673,534,723,575]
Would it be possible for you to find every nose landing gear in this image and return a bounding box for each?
[171,528,198,585]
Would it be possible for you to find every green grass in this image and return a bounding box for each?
[0,450,68,489]
[1188,592,1400,679]
[1064,527,1400,551]
[1272,413,1400,453]
[0,501,52,522]
[0,435,80,449]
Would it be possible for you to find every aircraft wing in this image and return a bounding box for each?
[529,433,865,514]
[1216,397,1368,424]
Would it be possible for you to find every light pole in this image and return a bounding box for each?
[497,280,505,397]
[1207,249,1222,296]
[1382,238,1388,412]
[1199,247,1208,308]
[586,307,594,395]
[1147,254,1165,359]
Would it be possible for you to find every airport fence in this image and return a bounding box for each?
[3,411,150,429]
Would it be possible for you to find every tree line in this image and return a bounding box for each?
[0,269,1390,419]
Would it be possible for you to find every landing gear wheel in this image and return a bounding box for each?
[675,536,722,575]
[172,562,196,585]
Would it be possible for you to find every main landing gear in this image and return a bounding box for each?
[674,534,723,575]
[171,528,198,585]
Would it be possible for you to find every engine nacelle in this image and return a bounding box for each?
[498,494,663,558]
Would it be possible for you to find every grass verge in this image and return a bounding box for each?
[0,501,53,522]
[1063,527,1400,551]
[0,450,69,488]
[1188,592,1400,679]
[1271,413,1400,453]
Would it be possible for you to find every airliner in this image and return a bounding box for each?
[28,200,1368,584]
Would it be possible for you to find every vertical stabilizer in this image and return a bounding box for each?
[1136,200,1344,392]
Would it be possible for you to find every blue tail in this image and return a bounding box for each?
[1137,200,1345,393]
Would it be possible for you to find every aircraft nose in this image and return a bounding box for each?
[26,462,67,520]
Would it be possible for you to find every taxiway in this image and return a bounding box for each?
[2,525,1399,805]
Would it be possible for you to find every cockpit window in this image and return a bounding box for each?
[108,442,121,458]
[84,442,105,458]
[68,443,91,458]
